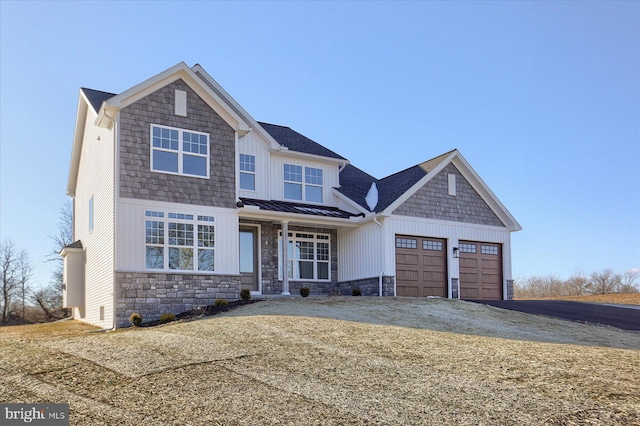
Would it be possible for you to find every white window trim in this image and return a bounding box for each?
[277,231,331,281]
[150,124,210,179]
[448,174,456,196]
[283,164,324,203]
[144,211,216,272]
[239,153,256,191]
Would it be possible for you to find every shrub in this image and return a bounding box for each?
[214,299,228,307]
[159,313,175,323]
[300,287,310,297]
[352,288,362,296]
[129,312,142,327]
[240,288,251,301]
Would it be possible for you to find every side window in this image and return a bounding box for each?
[88,195,94,232]
[239,154,256,190]
[284,164,303,200]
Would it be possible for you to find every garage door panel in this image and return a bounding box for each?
[460,288,478,299]
[397,286,419,297]
[423,255,444,267]
[460,258,477,268]
[396,254,418,265]
[396,235,447,298]
[482,273,500,285]
[461,272,478,282]
[459,240,502,300]
[482,259,499,269]
[397,270,419,281]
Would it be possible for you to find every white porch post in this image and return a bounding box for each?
[281,220,290,295]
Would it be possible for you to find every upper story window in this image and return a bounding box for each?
[239,154,256,190]
[283,164,323,203]
[151,124,209,178]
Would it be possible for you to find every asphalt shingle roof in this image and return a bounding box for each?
[338,150,455,213]
[258,122,347,160]
[81,88,116,113]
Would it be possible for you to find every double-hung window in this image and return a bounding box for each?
[145,211,215,271]
[278,232,330,281]
[239,154,256,190]
[151,124,209,178]
[283,164,323,202]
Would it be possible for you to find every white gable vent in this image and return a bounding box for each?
[175,89,187,116]
[365,182,379,212]
[448,174,456,196]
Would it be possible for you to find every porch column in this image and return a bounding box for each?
[281,220,290,295]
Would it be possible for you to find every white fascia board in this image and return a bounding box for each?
[273,148,348,166]
[96,62,250,133]
[191,64,281,151]
[60,246,83,257]
[450,155,522,232]
[382,150,458,214]
[67,94,90,196]
[331,188,371,215]
[237,209,361,228]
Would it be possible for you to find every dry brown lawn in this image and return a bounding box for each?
[1,297,639,425]
[518,293,640,306]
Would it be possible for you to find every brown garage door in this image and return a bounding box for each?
[459,241,502,300]
[396,235,447,297]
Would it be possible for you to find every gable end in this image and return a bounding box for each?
[119,79,236,207]
[392,163,506,227]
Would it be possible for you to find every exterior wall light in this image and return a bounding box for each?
[453,247,460,259]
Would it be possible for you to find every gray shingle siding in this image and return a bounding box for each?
[118,79,236,208]
[393,163,505,227]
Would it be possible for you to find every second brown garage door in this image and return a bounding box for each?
[396,235,447,297]
[459,241,502,300]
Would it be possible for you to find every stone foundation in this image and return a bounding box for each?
[506,279,514,300]
[337,276,396,296]
[115,272,241,327]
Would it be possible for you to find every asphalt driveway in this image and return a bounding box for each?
[469,300,640,331]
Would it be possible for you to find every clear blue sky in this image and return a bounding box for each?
[1,1,638,289]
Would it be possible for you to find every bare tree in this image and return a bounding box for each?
[565,271,589,296]
[17,250,33,320]
[0,239,32,323]
[514,274,566,298]
[619,270,639,293]
[33,201,73,319]
[588,269,620,295]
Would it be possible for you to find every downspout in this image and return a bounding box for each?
[373,217,384,297]
[110,109,120,331]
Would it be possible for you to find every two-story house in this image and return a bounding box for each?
[62,62,521,329]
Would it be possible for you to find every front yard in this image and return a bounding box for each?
[1,297,639,425]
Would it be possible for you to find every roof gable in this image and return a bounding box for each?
[81,88,115,114]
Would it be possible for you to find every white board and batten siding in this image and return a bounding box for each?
[238,132,270,199]
[73,108,116,329]
[337,221,383,282]
[116,199,240,275]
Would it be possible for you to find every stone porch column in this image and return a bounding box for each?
[281,220,290,295]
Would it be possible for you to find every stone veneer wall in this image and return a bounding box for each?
[240,220,338,295]
[506,279,514,300]
[336,276,396,296]
[115,272,240,327]
[393,163,505,227]
[119,79,236,208]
